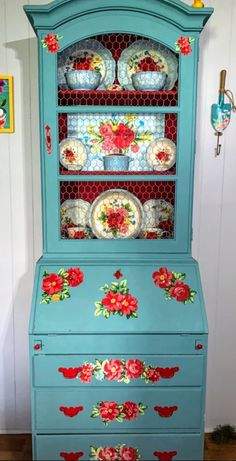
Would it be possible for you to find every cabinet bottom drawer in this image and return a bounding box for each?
[35,433,204,460]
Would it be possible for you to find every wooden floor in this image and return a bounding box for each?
[0,434,236,460]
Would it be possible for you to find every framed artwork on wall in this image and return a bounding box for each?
[0,75,14,133]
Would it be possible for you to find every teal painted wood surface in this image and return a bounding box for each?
[24,1,213,460]
[24,0,213,257]
[35,388,202,431]
[30,333,207,355]
[33,354,205,388]
[35,433,204,460]
[30,261,207,334]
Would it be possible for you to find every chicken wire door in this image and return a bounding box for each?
[38,16,198,255]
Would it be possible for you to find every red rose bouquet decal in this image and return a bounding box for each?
[88,115,152,156]
[40,267,84,304]
[90,444,141,461]
[152,267,196,304]
[41,33,63,53]
[175,36,194,56]
[91,400,147,426]
[94,272,139,319]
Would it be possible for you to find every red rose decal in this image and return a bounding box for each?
[48,42,60,53]
[152,267,196,304]
[177,36,189,48]
[99,401,120,422]
[175,36,194,56]
[67,267,84,287]
[125,359,144,379]
[90,445,141,461]
[101,291,123,312]
[122,401,139,420]
[97,447,117,461]
[95,272,139,319]
[120,294,138,316]
[169,280,190,302]
[42,33,62,53]
[120,446,139,461]
[42,273,64,295]
[44,34,57,46]
[145,366,161,383]
[152,267,173,289]
[79,363,94,383]
[103,359,124,381]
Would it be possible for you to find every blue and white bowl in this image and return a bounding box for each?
[131,71,167,91]
[65,70,101,90]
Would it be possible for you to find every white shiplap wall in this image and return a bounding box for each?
[0,0,236,433]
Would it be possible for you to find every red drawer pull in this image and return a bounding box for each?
[59,406,84,417]
[154,405,178,417]
[60,452,84,461]
[156,367,180,379]
[153,451,177,461]
[58,367,82,379]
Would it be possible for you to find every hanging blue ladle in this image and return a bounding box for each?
[211,69,235,156]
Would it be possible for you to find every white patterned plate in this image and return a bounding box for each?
[60,138,87,171]
[89,189,143,239]
[143,199,174,228]
[118,39,178,91]
[61,199,90,227]
[58,39,116,90]
[146,138,176,171]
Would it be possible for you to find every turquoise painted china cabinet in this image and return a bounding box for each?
[24,0,213,459]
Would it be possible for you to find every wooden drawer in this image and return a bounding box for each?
[34,388,202,431]
[33,354,205,387]
[35,433,204,460]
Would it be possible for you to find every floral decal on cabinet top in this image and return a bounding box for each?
[152,267,197,304]
[90,445,141,461]
[40,267,84,304]
[91,400,147,425]
[175,36,194,55]
[95,271,139,319]
[41,33,63,53]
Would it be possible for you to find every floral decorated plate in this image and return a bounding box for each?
[61,199,90,228]
[146,138,176,171]
[89,189,144,239]
[58,39,116,89]
[59,138,87,170]
[143,199,174,228]
[118,39,178,91]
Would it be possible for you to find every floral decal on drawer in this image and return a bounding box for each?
[91,400,147,426]
[40,267,84,304]
[90,445,141,460]
[95,270,139,319]
[58,360,180,383]
[152,267,197,304]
